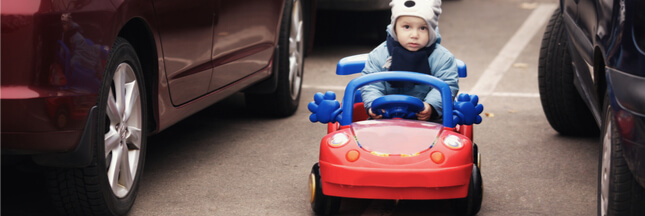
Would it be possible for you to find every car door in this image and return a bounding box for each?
[562,0,589,60]
[576,0,597,67]
[153,0,216,105]
[208,0,282,91]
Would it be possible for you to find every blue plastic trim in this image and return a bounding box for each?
[371,95,425,119]
[456,59,467,78]
[354,89,363,103]
[336,54,368,75]
[339,72,454,127]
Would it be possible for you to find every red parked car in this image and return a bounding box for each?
[1,0,315,215]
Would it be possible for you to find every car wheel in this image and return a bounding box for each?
[455,164,483,216]
[47,37,147,215]
[310,163,341,215]
[538,8,598,136]
[598,91,645,216]
[245,0,304,117]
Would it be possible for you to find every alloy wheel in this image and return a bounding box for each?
[288,0,304,100]
[599,109,612,216]
[104,63,143,198]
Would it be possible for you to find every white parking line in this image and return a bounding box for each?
[468,3,557,101]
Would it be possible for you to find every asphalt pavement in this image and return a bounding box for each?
[2,0,599,215]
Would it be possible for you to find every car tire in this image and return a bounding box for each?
[597,91,645,216]
[46,37,147,216]
[310,163,341,215]
[538,8,598,136]
[455,164,483,216]
[245,0,304,117]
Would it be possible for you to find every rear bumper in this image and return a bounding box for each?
[2,106,97,168]
[607,68,645,187]
[1,86,98,167]
[1,86,96,152]
[319,161,472,200]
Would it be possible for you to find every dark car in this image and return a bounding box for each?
[1,0,315,215]
[316,0,390,11]
[538,0,645,215]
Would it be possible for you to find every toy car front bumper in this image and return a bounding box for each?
[319,161,473,200]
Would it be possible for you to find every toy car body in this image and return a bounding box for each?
[308,54,483,215]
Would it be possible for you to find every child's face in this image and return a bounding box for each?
[394,16,429,52]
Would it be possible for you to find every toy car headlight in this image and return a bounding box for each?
[328,133,351,147]
[443,135,464,149]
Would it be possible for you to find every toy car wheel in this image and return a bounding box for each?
[245,0,304,117]
[455,164,483,216]
[46,37,148,215]
[597,91,645,216]
[538,7,598,136]
[473,143,480,168]
[310,163,341,215]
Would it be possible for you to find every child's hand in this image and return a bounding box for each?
[416,102,432,121]
[368,108,383,119]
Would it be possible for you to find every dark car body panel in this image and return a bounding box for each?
[1,0,310,166]
[316,0,389,11]
[2,0,119,154]
[153,0,215,105]
[560,0,645,186]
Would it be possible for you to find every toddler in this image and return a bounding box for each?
[361,0,459,121]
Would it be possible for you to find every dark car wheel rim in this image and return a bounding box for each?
[288,0,304,100]
[599,108,612,216]
[105,63,143,198]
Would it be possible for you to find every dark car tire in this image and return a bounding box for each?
[46,37,148,216]
[455,164,483,216]
[310,163,341,215]
[538,8,598,136]
[245,0,304,117]
[597,91,645,216]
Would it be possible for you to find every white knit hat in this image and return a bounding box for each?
[389,0,442,47]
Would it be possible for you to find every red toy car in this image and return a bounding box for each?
[307,54,483,215]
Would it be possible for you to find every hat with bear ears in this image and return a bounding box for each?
[389,0,442,47]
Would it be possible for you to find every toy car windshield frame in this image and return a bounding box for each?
[338,72,454,127]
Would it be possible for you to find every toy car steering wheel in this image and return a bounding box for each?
[371,95,425,119]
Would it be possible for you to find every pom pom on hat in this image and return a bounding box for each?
[389,0,442,46]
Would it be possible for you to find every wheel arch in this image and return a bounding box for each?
[117,18,159,134]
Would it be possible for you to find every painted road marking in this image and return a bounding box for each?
[468,3,557,101]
